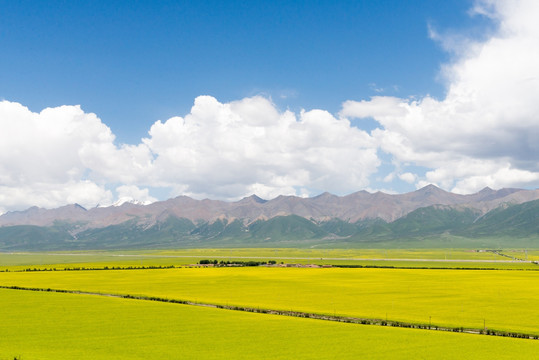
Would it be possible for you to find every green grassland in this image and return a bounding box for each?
[1,266,538,335]
[1,288,537,360]
[152,248,519,260]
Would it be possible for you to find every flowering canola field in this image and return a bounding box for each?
[1,266,538,334]
[1,287,537,360]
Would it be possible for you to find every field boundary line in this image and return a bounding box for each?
[3,264,538,272]
[7,251,534,262]
[1,285,537,340]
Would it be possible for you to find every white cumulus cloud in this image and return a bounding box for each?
[399,172,417,184]
[341,0,539,193]
[142,95,380,200]
[0,101,116,211]
[0,95,381,211]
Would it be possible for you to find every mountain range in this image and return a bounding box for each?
[0,185,538,250]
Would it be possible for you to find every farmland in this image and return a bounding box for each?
[1,248,537,271]
[1,248,538,358]
[2,288,538,360]
[2,266,538,334]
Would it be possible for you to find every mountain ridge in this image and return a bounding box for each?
[1,185,538,231]
[0,200,537,251]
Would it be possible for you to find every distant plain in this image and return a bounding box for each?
[2,248,538,270]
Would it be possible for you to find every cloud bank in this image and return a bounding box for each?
[0,96,379,212]
[0,101,114,212]
[342,0,539,193]
[1,0,538,212]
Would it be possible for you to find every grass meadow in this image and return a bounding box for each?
[1,288,538,360]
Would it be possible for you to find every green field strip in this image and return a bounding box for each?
[2,248,538,271]
[2,284,538,340]
[0,247,524,262]
[2,261,539,273]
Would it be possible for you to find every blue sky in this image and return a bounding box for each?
[1,0,477,142]
[1,0,538,211]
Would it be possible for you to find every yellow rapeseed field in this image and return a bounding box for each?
[1,288,537,359]
[1,266,538,334]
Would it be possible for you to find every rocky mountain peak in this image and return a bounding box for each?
[1,187,539,229]
[239,195,267,204]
